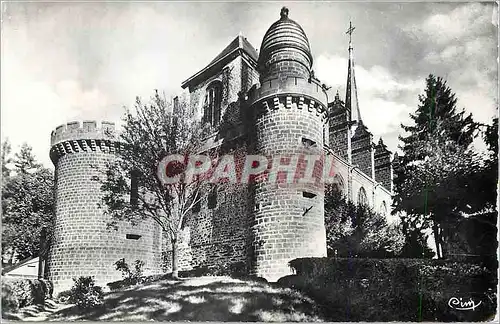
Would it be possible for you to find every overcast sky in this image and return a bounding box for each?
[1,1,498,167]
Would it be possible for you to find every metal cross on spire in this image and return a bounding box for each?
[346,21,355,48]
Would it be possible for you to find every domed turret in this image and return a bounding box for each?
[248,6,328,282]
[258,7,313,82]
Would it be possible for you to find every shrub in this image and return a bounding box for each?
[1,281,19,314]
[107,273,179,291]
[68,276,104,309]
[1,277,53,314]
[56,289,73,304]
[283,257,497,321]
[115,258,145,285]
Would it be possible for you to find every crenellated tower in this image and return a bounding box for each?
[48,121,163,293]
[248,7,328,281]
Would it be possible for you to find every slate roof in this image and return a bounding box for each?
[181,35,258,89]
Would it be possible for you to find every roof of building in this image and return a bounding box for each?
[181,34,258,89]
[2,256,38,275]
[352,121,372,139]
[258,7,313,71]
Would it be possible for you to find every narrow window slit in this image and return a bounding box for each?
[303,191,317,199]
[302,137,317,148]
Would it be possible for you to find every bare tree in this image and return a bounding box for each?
[94,90,218,278]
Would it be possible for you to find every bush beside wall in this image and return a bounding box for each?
[1,277,53,315]
[280,258,497,321]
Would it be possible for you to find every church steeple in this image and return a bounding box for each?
[345,21,362,124]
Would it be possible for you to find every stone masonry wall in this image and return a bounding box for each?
[48,121,162,294]
[352,134,373,179]
[260,50,311,83]
[187,183,252,270]
[328,106,350,161]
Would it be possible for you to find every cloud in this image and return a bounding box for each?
[407,3,494,45]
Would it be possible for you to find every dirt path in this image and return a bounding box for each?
[45,276,327,321]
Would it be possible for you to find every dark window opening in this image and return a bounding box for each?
[203,81,222,127]
[192,197,201,213]
[303,191,317,198]
[180,214,190,230]
[302,137,317,148]
[208,186,217,209]
[126,234,141,240]
[130,170,140,207]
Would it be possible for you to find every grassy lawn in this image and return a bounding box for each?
[45,276,327,321]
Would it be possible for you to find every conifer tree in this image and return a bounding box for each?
[2,144,54,264]
[393,74,479,259]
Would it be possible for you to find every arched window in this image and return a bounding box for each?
[357,187,368,206]
[332,174,346,197]
[203,81,222,127]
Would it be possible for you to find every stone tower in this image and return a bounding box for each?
[48,121,162,293]
[247,7,328,281]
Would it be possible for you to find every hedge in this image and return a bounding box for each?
[179,261,247,278]
[1,277,53,315]
[278,258,497,322]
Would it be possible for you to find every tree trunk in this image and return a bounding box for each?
[439,224,447,259]
[432,222,442,259]
[171,238,178,279]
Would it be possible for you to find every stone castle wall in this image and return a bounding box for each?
[328,104,350,161]
[48,121,162,293]
[352,131,374,179]
[47,9,395,286]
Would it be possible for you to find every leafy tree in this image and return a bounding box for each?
[13,144,41,173]
[398,229,435,259]
[2,139,12,178]
[324,186,404,258]
[478,117,498,208]
[393,75,483,259]
[95,91,227,278]
[1,144,54,265]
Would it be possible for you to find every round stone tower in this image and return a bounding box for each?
[248,8,328,281]
[48,121,162,293]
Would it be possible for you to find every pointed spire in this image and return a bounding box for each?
[345,21,362,124]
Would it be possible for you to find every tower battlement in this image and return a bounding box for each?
[248,76,328,108]
[51,120,117,147]
[50,121,121,165]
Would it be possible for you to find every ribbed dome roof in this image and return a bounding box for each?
[258,7,313,71]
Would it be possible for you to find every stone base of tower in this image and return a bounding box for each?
[48,244,163,295]
[253,241,327,282]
